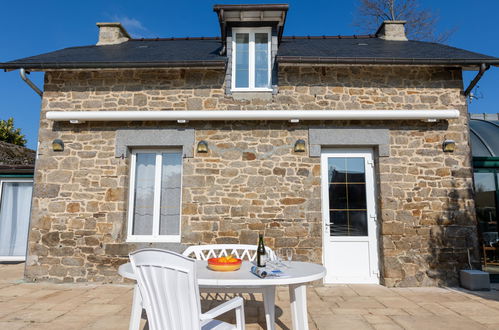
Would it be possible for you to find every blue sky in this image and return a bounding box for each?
[0,0,498,149]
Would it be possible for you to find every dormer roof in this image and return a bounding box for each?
[213,3,288,48]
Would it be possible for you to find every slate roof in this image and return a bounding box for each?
[0,141,35,174]
[0,38,225,70]
[1,36,498,70]
[277,36,499,65]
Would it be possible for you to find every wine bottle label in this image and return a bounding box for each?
[260,254,267,267]
[251,266,267,278]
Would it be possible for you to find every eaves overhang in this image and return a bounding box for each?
[276,56,499,67]
[0,60,226,71]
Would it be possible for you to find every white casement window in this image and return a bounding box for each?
[231,27,272,91]
[127,149,183,243]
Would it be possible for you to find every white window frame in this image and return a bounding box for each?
[231,27,272,92]
[127,149,183,243]
[0,178,33,262]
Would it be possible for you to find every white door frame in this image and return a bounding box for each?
[321,148,380,284]
[0,178,33,262]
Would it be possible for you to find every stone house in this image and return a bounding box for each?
[1,4,498,286]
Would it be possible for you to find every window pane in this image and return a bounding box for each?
[329,184,347,209]
[330,211,368,236]
[255,33,269,88]
[235,33,249,88]
[349,211,368,236]
[132,153,156,235]
[0,182,32,256]
[330,211,348,236]
[348,184,367,209]
[474,172,498,246]
[328,156,368,237]
[159,152,182,235]
[346,158,365,182]
[328,158,347,182]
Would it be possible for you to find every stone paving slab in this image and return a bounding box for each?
[1,263,499,329]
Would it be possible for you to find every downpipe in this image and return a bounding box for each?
[463,63,490,97]
[19,68,43,98]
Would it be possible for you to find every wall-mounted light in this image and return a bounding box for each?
[197,140,208,153]
[294,139,306,153]
[442,139,456,152]
[52,139,64,152]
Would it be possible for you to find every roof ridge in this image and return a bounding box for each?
[282,34,377,39]
[129,35,377,41]
[130,37,221,41]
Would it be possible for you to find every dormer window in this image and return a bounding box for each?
[232,27,272,91]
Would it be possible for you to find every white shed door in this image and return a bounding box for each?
[321,149,380,284]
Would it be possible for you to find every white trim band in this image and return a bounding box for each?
[46,109,460,123]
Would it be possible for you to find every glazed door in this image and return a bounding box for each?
[321,149,380,284]
[0,179,33,261]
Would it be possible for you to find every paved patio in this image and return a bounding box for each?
[1,263,499,329]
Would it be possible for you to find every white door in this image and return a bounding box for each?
[321,149,379,284]
[0,179,33,261]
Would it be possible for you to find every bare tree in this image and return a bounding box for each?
[353,0,454,42]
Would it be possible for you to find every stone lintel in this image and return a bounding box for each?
[115,128,195,158]
[309,128,390,157]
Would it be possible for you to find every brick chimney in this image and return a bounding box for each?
[96,22,131,45]
[376,20,408,41]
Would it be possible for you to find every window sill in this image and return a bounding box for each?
[126,236,181,243]
[231,90,273,101]
[231,88,273,92]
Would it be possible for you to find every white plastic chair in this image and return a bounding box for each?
[183,244,277,330]
[130,248,245,330]
[183,244,277,262]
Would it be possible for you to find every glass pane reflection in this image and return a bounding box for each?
[255,33,269,88]
[235,33,249,88]
[329,184,347,209]
[159,153,182,235]
[132,153,155,235]
[328,157,368,236]
[346,158,365,182]
[475,172,497,242]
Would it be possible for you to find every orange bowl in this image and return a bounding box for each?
[207,257,242,271]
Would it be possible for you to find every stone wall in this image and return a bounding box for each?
[27,66,477,286]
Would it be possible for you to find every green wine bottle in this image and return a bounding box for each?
[257,234,267,267]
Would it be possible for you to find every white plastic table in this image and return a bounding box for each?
[119,260,326,330]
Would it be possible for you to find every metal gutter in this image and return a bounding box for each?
[276,56,499,66]
[4,57,497,71]
[19,68,43,97]
[45,109,460,123]
[464,63,491,96]
[1,60,227,71]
